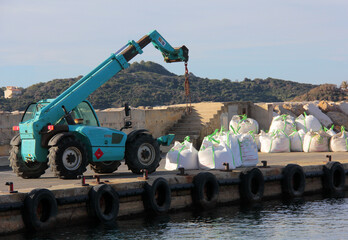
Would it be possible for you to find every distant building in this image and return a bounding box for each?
[4,86,22,99]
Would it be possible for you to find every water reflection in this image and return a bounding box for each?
[8,193,348,240]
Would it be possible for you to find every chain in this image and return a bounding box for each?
[184,62,191,113]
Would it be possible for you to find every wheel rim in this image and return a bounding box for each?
[137,143,155,166]
[62,147,82,171]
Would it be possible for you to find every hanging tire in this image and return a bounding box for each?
[322,161,346,194]
[90,161,121,174]
[239,168,264,203]
[22,188,57,231]
[48,137,88,179]
[281,164,306,198]
[143,178,171,214]
[87,184,119,222]
[9,144,48,179]
[192,172,219,209]
[125,134,160,174]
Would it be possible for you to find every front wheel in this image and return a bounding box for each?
[48,137,88,179]
[125,134,160,174]
[9,145,48,179]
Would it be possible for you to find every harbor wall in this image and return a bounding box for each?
[0,106,186,155]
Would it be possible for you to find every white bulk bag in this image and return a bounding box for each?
[198,136,235,170]
[260,130,290,153]
[217,130,242,168]
[295,113,322,132]
[289,129,305,152]
[229,115,259,134]
[253,133,261,151]
[269,115,295,135]
[237,133,259,167]
[303,130,330,152]
[330,128,348,152]
[303,103,333,127]
[165,138,198,170]
[324,125,336,137]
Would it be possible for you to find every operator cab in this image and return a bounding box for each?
[57,101,100,127]
[21,100,100,127]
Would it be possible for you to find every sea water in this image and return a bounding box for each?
[9,194,348,240]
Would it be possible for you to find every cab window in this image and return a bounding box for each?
[72,102,99,126]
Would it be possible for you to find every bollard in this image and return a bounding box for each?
[138,169,149,180]
[5,182,18,193]
[223,162,230,171]
[177,167,188,176]
[220,162,232,172]
[78,175,89,186]
[93,175,101,184]
[326,155,332,162]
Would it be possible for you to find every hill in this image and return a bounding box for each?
[292,84,347,102]
[0,61,318,111]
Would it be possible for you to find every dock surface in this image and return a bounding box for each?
[0,152,346,193]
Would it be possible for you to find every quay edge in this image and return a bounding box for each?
[0,156,348,236]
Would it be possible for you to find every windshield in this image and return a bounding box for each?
[21,102,49,122]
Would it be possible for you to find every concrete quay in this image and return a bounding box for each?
[0,152,347,236]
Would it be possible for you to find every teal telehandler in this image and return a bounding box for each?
[10,30,188,179]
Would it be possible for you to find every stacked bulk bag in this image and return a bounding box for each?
[295,112,322,132]
[289,129,305,152]
[237,133,259,166]
[229,114,259,134]
[165,136,198,170]
[330,127,348,152]
[269,114,295,135]
[303,103,333,128]
[260,130,290,153]
[252,132,261,151]
[217,128,242,168]
[324,125,336,137]
[198,131,235,170]
[303,130,330,152]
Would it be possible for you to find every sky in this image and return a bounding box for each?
[0,0,348,88]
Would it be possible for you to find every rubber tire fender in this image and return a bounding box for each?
[192,172,219,209]
[88,184,119,222]
[239,168,264,203]
[143,177,171,214]
[322,161,346,193]
[281,164,306,198]
[22,188,58,231]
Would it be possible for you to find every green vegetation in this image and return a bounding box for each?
[0,61,333,111]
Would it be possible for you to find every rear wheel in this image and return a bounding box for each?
[9,145,48,179]
[125,134,160,174]
[48,137,88,179]
[90,161,121,174]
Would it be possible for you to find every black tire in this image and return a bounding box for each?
[48,137,88,179]
[322,161,346,194]
[239,168,264,203]
[22,188,57,231]
[125,134,160,174]
[192,172,219,209]
[90,161,121,174]
[87,184,119,222]
[281,164,306,198]
[9,145,48,179]
[143,178,171,214]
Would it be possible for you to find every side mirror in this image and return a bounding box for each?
[124,103,130,116]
